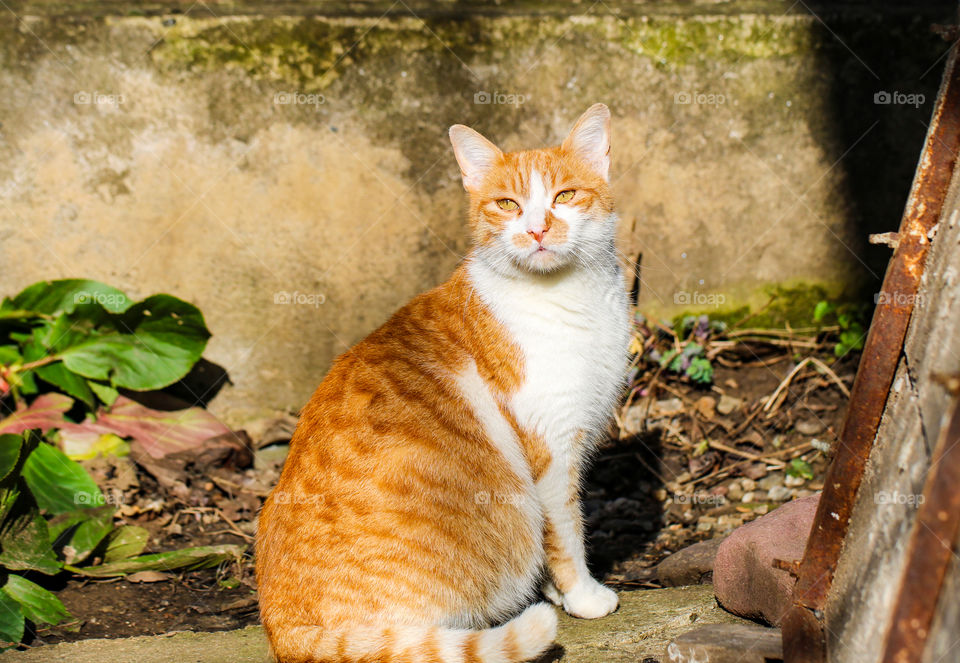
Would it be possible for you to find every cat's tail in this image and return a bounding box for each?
[268,602,558,663]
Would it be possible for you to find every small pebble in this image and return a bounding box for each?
[796,418,825,436]
[727,482,744,501]
[768,485,791,502]
[741,491,756,503]
[717,393,743,415]
[740,478,757,491]
[784,474,806,487]
[758,475,781,490]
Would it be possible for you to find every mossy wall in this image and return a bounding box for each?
[0,1,951,423]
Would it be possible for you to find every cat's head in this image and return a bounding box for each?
[449,104,615,275]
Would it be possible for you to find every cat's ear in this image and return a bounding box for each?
[449,125,503,191]
[562,103,611,181]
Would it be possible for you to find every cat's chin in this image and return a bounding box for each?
[520,248,567,274]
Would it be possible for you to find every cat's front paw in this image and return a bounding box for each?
[561,580,619,619]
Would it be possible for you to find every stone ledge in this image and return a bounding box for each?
[0,585,746,662]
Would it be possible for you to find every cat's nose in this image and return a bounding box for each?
[528,228,546,243]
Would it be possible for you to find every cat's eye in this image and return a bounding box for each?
[554,190,576,204]
[496,199,520,211]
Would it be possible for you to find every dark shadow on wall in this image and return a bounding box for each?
[801,1,957,296]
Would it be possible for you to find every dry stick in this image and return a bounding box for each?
[708,440,787,468]
[763,356,851,417]
[215,508,254,542]
[688,441,815,487]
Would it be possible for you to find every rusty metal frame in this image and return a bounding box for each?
[879,384,960,663]
[782,25,960,663]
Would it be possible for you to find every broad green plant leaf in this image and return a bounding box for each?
[69,544,245,577]
[2,574,70,627]
[60,295,210,391]
[0,487,61,575]
[0,435,22,483]
[0,591,23,647]
[1,280,132,316]
[22,442,103,514]
[103,525,149,562]
[48,506,115,564]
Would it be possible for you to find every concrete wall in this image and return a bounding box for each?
[0,2,951,424]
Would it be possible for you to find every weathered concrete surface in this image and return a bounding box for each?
[0,586,744,662]
[0,3,950,424]
[824,105,960,662]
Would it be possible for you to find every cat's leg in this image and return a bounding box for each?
[537,456,618,619]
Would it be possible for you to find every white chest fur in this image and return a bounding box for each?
[467,256,630,454]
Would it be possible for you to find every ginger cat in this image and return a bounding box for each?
[256,103,630,663]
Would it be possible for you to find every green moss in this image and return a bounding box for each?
[617,15,813,66]
[662,281,865,330]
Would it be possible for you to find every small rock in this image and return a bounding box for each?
[758,474,781,491]
[653,488,668,501]
[754,504,770,515]
[767,485,791,502]
[656,537,727,586]
[741,491,756,503]
[784,474,806,488]
[795,418,825,436]
[696,520,715,533]
[740,478,757,491]
[727,481,744,501]
[743,464,768,480]
[772,434,786,449]
[695,396,717,419]
[796,489,815,499]
[652,398,685,418]
[717,394,743,415]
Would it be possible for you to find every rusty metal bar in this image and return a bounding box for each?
[879,384,960,663]
[782,29,960,663]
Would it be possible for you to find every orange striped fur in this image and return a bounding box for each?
[256,104,630,663]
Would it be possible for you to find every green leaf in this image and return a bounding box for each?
[0,436,22,483]
[35,363,96,410]
[686,357,714,385]
[49,506,115,564]
[0,590,24,646]
[2,574,70,627]
[2,280,132,316]
[69,544,245,577]
[0,486,61,575]
[87,381,118,407]
[103,525,149,562]
[60,295,210,391]
[787,458,815,480]
[813,300,832,323]
[22,442,103,514]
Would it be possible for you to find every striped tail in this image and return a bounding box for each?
[269,602,558,663]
